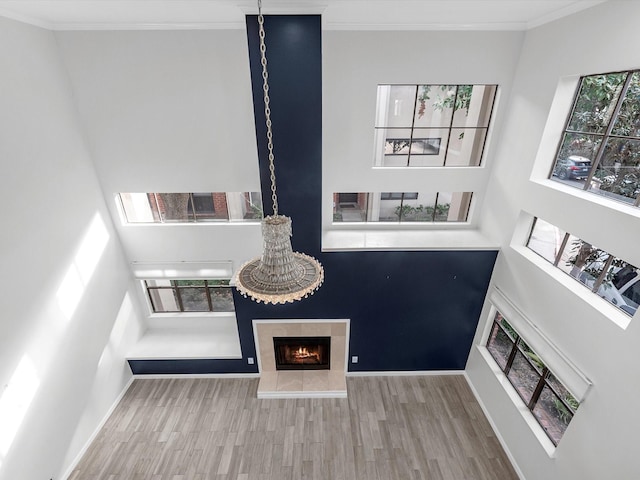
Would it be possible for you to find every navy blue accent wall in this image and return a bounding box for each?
[128,359,253,375]
[131,15,498,375]
[235,250,497,372]
[246,15,322,254]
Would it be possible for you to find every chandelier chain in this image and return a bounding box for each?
[257,0,278,216]
[233,0,325,305]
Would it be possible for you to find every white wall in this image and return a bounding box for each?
[322,29,524,247]
[468,1,640,478]
[0,17,144,480]
[4,4,639,478]
[55,29,263,269]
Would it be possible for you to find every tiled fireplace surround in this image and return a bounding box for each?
[253,319,349,398]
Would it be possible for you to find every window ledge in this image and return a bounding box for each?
[322,228,499,251]
[146,313,237,329]
[148,312,236,319]
[477,346,557,458]
[371,165,487,171]
[121,221,262,227]
[512,245,632,330]
[127,329,242,360]
[129,314,242,360]
[532,178,640,219]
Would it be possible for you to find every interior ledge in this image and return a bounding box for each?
[322,229,499,251]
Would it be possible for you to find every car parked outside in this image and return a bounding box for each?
[573,262,639,316]
[553,155,592,180]
[611,265,640,315]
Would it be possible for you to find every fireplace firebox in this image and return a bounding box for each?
[273,336,330,370]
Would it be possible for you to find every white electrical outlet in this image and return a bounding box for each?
[351,356,358,364]
[248,357,255,365]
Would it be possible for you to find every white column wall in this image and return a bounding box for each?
[468,2,640,479]
[0,17,143,480]
[54,29,263,268]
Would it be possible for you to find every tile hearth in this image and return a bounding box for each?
[253,320,349,399]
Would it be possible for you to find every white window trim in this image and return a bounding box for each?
[513,244,633,330]
[509,211,634,329]
[485,287,592,403]
[476,345,558,457]
[529,75,580,182]
[131,261,233,280]
[114,193,263,226]
[133,261,235,316]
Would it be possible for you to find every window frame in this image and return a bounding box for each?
[374,83,497,167]
[380,192,419,200]
[486,312,579,446]
[549,69,640,208]
[144,279,235,313]
[526,217,639,317]
[332,191,473,223]
[384,137,442,157]
[117,192,263,224]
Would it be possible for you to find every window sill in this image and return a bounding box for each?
[147,311,236,319]
[127,313,242,360]
[121,220,262,227]
[127,329,242,360]
[512,245,632,330]
[477,346,557,458]
[322,228,499,251]
[532,178,640,219]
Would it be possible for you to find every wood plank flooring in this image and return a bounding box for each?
[68,376,519,480]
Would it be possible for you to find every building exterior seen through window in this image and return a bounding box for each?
[527,217,640,317]
[374,84,497,167]
[333,192,472,223]
[550,70,640,207]
[144,279,234,313]
[486,311,579,446]
[118,192,263,223]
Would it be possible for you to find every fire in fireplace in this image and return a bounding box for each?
[273,336,330,370]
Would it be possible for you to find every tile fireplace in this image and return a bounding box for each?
[253,319,349,398]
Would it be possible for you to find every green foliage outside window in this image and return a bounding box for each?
[417,85,473,118]
[555,71,640,203]
[394,203,450,221]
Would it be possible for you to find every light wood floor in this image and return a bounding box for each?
[68,376,519,480]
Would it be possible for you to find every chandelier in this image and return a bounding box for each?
[235,1,324,305]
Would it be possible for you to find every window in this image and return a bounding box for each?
[189,192,216,218]
[380,192,418,200]
[550,70,640,207]
[486,311,579,446]
[118,192,263,223]
[527,217,639,316]
[374,84,497,166]
[333,192,472,223]
[144,279,234,313]
[385,138,441,156]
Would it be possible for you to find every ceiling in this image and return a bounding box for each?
[0,0,607,31]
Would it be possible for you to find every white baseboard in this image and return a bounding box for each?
[346,370,464,377]
[463,371,526,480]
[61,376,135,480]
[132,373,261,379]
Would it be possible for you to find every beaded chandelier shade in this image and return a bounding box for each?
[235,1,324,305]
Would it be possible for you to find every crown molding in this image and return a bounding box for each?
[526,0,606,29]
[0,6,52,29]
